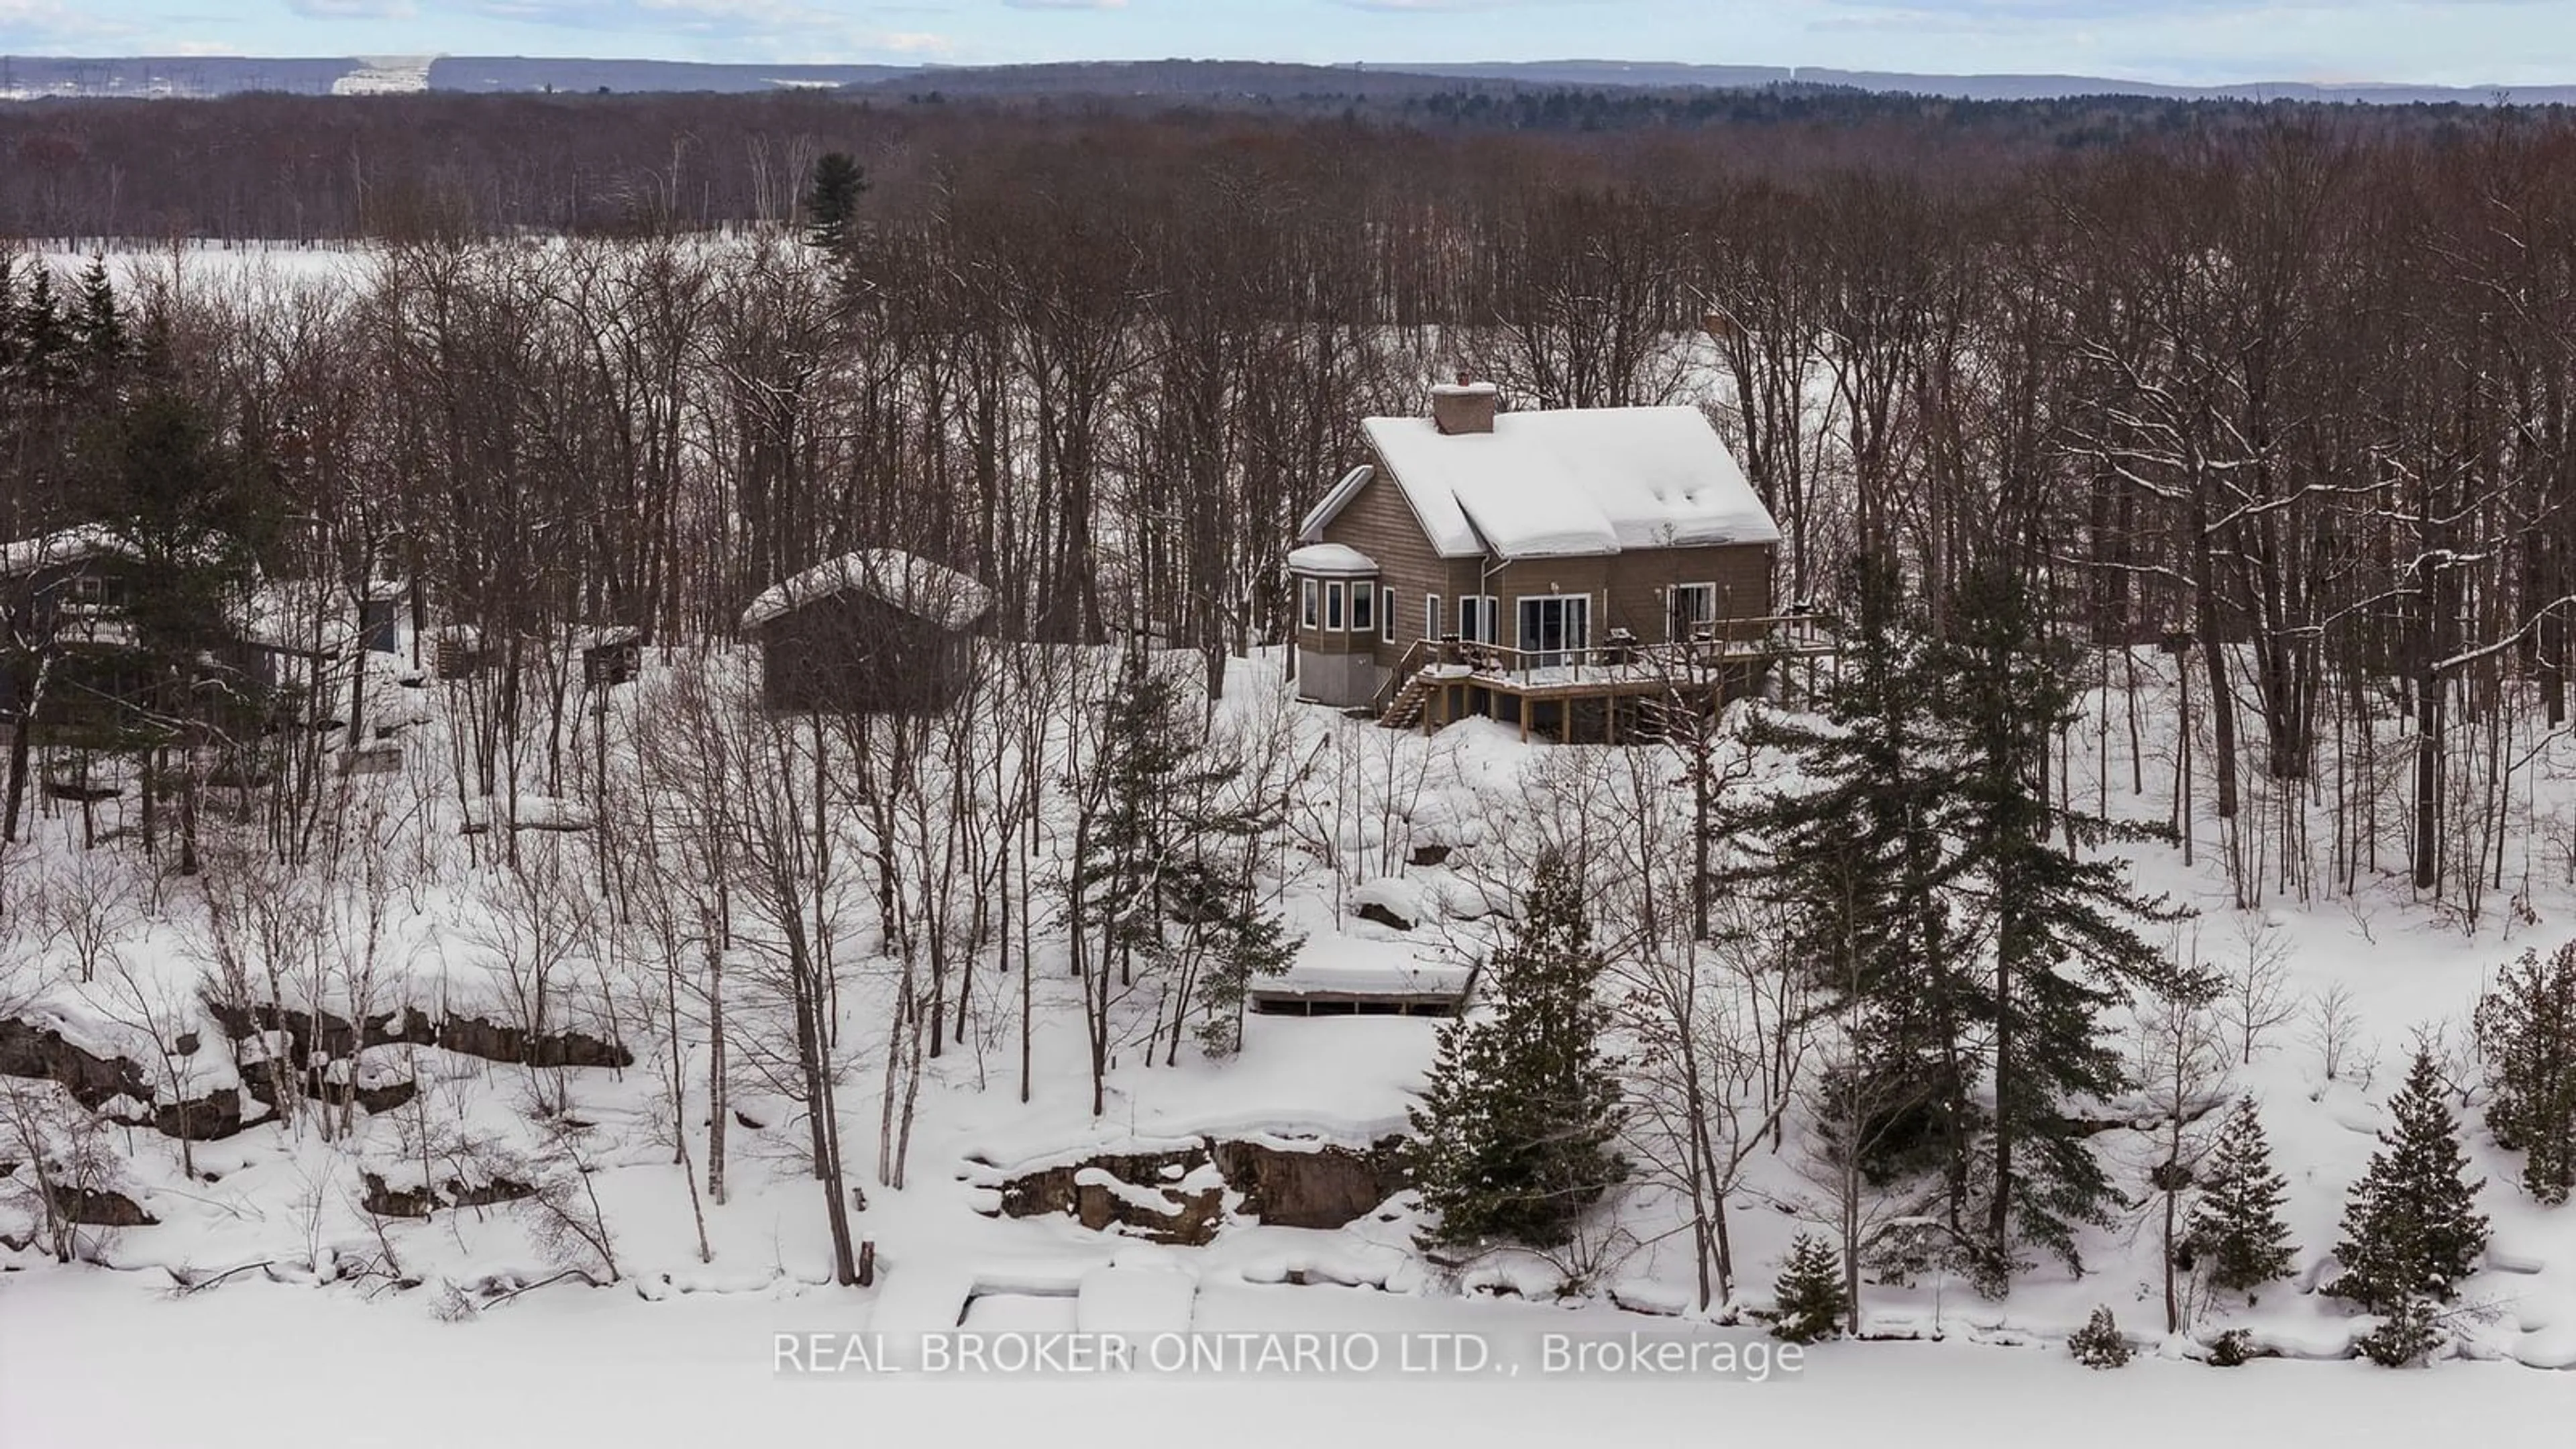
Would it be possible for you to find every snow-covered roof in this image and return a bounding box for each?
[0,523,136,578]
[1295,465,1375,543]
[1313,406,1780,561]
[236,581,357,657]
[1258,957,1472,999]
[1286,542,1379,576]
[740,549,994,633]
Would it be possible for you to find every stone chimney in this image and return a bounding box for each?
[1430,372,1499,435]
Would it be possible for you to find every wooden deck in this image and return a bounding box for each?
[1374,615,1835,742]
[1248,989,1462,1018]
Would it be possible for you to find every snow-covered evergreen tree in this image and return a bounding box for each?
[2328,1048,2489,1312]
[2188,1094,2298,1297]
[1409,851,1627,1250]
[2356,1295,2444,1367]
[2067,1305,2132,1368]
[2475,941,2576,1204]
[1766,1232,1849,1342]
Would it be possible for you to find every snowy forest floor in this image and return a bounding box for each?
[3,635,2575,1446]
[2,1267,2566,1448]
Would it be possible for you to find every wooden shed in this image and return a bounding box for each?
[576,625,646,688]
[741,549,994,714]
[429,625,486,680]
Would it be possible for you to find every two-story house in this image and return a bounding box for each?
[1288,381,1801,740]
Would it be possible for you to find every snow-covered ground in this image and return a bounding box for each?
[34,241,378,290]
[2,622,2573,1445]
[3,1269,2566,1448]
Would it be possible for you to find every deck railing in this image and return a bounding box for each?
[1366,635,1436,714]
[1403,613,1834,685]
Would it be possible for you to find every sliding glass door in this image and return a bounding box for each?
[1516,595,1590,669]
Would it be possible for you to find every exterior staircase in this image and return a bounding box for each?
[1379,671,1435,729]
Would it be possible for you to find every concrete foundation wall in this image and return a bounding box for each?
[1297,648,1385,708]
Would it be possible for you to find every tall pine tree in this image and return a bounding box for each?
[1410,851,1627,1250]
[1735,558,2181,1279]
[1725,555,1979,1195]
[71,255,125,385]
[2188,1094,2298,1297]
[87,386,276,873]
[1071,645,1293,1077]
[2328,1048,2489,1312]
[16,266,72,393]
[1934,563,2186,1273]
[803,152,869,250]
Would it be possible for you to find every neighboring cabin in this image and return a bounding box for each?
[1289,382,1796,738]
[0,523,299,835]
[3,523,419,740]
[1,525,189,733]
[742,549,995,714]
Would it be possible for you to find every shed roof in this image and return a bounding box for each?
[741,549,994,633]
[0,524,138,579]
[1308,405,1780,561]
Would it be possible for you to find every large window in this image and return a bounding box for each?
[1517,594,1591,669]
[1668,582,1717,641]
[1351,581,1375,635]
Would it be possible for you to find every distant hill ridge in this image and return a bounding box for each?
[0,53,2567,106]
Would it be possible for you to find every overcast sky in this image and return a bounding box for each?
[3,1,2570,88]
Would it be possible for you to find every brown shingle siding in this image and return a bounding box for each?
[1318,463,1479,666]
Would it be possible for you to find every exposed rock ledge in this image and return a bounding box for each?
[201,1002,631,1071]
[360,1171,538,1219]
[0,1005,629,1146]
[977,1134,1410,1245]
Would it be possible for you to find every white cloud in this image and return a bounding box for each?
[288,0,421,18]
[1336,0,1579,11]
[454,0,900,37]
[0,0,135,44]
[879,30,954,52]
[1809,0,2556,21]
